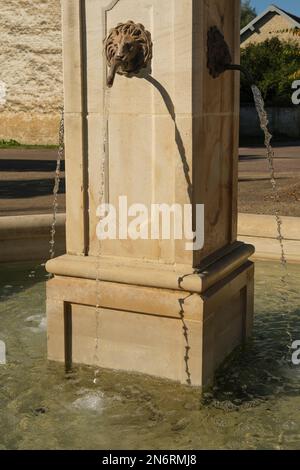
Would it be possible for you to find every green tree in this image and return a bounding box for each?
[240,37,300,106]
[241,0,256,29]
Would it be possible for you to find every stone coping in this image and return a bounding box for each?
[238,213,300,241]
[46,242,254,294]
[0,212,298,264]
[238,213,300,263]
[0,212,296,240]
[0,213,65,239]
[0,213,66,263]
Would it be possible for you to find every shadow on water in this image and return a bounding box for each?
[144,75,193,204]
[205,312,300,409]
[202,267,300,409]
[173,293,300,410]
[0,178,65,199]
[0,262,47,303]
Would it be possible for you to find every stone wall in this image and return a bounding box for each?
[240,106,300,139]
[0,0,63,145]
[241,11,299,47]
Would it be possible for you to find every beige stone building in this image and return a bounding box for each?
[241,4,300,47]
[0,0,63,145]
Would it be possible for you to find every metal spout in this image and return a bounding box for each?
[107,58,122,88]
[224,64,254,86]
[207,26,254,85]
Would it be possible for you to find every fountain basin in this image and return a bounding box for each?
[1,260,299,449]
[238,213,300,263]
[0,214,66,263]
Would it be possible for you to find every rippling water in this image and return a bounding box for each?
[0,261,300,450]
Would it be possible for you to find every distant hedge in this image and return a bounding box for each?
[240,37,300,106]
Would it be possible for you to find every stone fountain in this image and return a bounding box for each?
[46,0,254,387]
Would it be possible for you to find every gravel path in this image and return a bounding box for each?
[239,144,300,217]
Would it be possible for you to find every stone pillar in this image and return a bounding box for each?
[46,0,254,387]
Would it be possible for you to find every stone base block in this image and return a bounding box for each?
[47,248,254,387]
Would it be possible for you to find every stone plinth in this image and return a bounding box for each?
[46,0,255,387]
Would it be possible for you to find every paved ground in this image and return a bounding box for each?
[0,144,299,217]
[0,148,65,216]
[239,143,300,217]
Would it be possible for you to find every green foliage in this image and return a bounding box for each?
[0,139,21,148]
[240,37,300,106]
[0,139,58,149]
[241,0,256,29]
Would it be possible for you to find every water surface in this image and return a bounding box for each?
[0,261,299,450]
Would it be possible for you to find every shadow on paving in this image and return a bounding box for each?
[0,159,65,173]
[239,176,287,183]
[239,155,267,161]
[0,178,65,199]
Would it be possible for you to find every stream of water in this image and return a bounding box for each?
[94,88,111,381]
[251,85,292,353]
[251,85,287,267]
[49,109,64,263]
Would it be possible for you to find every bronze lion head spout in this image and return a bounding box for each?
[104,20,153,88]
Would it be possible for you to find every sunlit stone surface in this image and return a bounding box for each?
[46,0,254,387]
